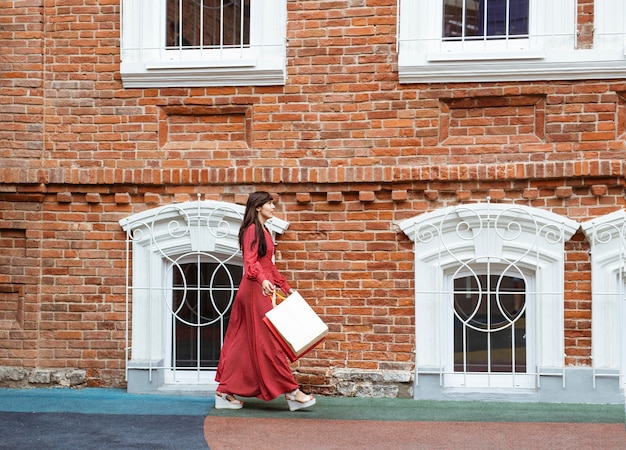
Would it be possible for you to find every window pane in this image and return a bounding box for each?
[443,0,529,40]
[508,0,529,35]
[166,0,251,49]
[453,275,526,373]
[485,0,507,36]
[166,0,198,47]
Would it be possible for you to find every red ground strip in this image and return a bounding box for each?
[204,416,626,450]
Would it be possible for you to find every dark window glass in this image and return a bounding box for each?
[453,274,526,373]
[166,0,251,49]
[443,0,529,41]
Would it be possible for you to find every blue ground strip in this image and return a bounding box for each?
[0,412,210,450]
[0,388,213,416]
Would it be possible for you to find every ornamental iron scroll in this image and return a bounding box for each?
[122,200,245,324]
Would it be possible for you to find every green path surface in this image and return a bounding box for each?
[207,395,625,424]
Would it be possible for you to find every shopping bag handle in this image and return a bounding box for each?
[271,290,288,308]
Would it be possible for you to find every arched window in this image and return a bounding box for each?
[119,199,289,393]
[399,202,579,393]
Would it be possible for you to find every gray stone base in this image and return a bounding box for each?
[126,362,216,396]
[330,369,414,398]
[126,361,165,394]
[0,366,86,388]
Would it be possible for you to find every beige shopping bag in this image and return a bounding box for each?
[263,291,328,362]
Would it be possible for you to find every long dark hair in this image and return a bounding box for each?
[238,191,273,258]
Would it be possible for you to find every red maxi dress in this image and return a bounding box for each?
[215,224,299,401]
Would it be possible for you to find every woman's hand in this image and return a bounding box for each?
[261,279,274,296]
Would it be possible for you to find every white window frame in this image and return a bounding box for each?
[399,203,580,389]
[581,210,626,389]
[120,0,287,88]
[397,0,626,83]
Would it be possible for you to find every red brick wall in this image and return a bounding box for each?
[577,0,594,49]
[0,1,625,387]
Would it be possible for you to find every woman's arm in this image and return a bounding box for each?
[242,225,270,287]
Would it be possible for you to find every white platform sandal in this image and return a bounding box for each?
[285,389,316,411]
[214,392,243,410]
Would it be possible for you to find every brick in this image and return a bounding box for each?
[590,185,607,196]
[391,190,408,202]
[358,191,375,202]
[143,193,160,204]
[522,188,539,199]
[327,192,343,203]
[488,189,505,200]
[556,186,573,198]
[85,193,101,203]
[296,192,311,203]
[234,194,248,205]
[114,193,130,204]
[57,192,72,203]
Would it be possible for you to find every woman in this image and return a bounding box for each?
[214,191,316,411]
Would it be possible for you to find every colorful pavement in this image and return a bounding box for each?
[0,388,624,449]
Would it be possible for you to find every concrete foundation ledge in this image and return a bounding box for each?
[331,368,414,398]
[0,366,86,388]
[413,367,624,404]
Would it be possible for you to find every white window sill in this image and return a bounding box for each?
[399,49,626,83]
[145,59,257,70]
[120,62,286,88]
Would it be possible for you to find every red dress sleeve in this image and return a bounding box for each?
[242,225,269,286]
[242,225,292,294]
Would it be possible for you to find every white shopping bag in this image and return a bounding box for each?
[264,291,328,361]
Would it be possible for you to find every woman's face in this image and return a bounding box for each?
[256,200,275,223]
